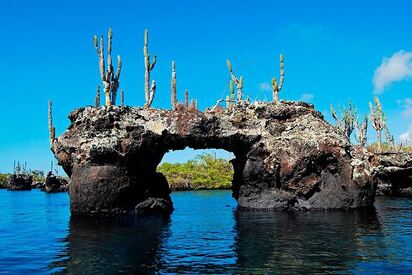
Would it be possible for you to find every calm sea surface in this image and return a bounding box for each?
[1,189,412,274]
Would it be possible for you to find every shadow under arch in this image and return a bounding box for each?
[49,215,171,274]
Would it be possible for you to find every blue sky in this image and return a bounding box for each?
[1,0,412,173]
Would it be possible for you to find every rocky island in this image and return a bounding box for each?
[45,27,412,216]
[51,101,376,215]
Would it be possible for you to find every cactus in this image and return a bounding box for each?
[226,59,244,101]
[195,99,199,111]
[226,80,235,110]
[93,28,122,106]
[120,89,124,106]
[144,29,157,108]
[171,61,177,110]
[272,53,285,104]
[188,99,196,112]
[369,96,386,151]
[95,85,100,108]
[330,101,357,141]
[355,114,368,147]
[111,86,117,105]
[144,80,156,108]
[48,100,55,145]
[330,104,342,132]
[225,96,230,109]
[225,80,236,110]
[342,103,357,140]
[384,126,395,148]
[185,89,189,111]
[229,80,235,100]
[15,161,21,175]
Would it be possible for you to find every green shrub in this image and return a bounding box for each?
[0,170,46,186]
[157,153,234,190]
[0,173,10,185]
[367,142,412,153]
[30,170,45,183]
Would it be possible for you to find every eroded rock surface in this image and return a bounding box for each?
[52,101,375,216]
[372,152,412,195]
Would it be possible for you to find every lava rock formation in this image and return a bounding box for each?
[51,101,375,216]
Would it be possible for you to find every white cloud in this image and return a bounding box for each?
[397,98,412,118]
[258,82,271,92]
[397,98,412,145]
[400,128,412,145]
[373,50,412,93]
[299,93,314,102]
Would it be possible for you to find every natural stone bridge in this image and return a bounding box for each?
[51,101,375,216]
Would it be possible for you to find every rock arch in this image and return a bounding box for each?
[52,101,375,216]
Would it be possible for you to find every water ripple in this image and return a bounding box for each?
[1,190,412,273]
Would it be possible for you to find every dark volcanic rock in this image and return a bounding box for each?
[135,197,174,214]
[31,181,45,189]
[5,174,33,190]
[44,172,69,193]
[372,152,412,196]
[51,101,375,216]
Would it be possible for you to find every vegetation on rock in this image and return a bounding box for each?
[330,97,409,154]
[226,59,244,101]
[0,174,9,185]
[143,29,157,108]
[271,53,285,104]
[369,96,386,151]
[93,28,122,106]
[367,143,412,153]
[157,153,234,191]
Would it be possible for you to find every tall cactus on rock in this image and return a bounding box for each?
[226,59,243,101]
[229,80,235,102]
[355,114,368,147]
[143,29,157,108]
[384,125,395,148]
[120,89,124,106]
[226,80,235,110]
[369,96,386,151]
[94,85,100,108]
[48,100,55,146]
[330,101,357,141]
[184,89,189,110]
[189,99,196,112]
[171,61,177,110]
[272,53,285,104]
[93,28,122,106]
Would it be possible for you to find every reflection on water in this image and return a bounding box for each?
[1,190,412,273]
[156,191,238,273]
[235,197,412,273]
[51,215,171,273]
[235,208,384,273]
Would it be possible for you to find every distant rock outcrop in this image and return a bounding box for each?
[5,174,33,190]
[372,152,412,195]
[51,101,375,216]
[44,172,69,193]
